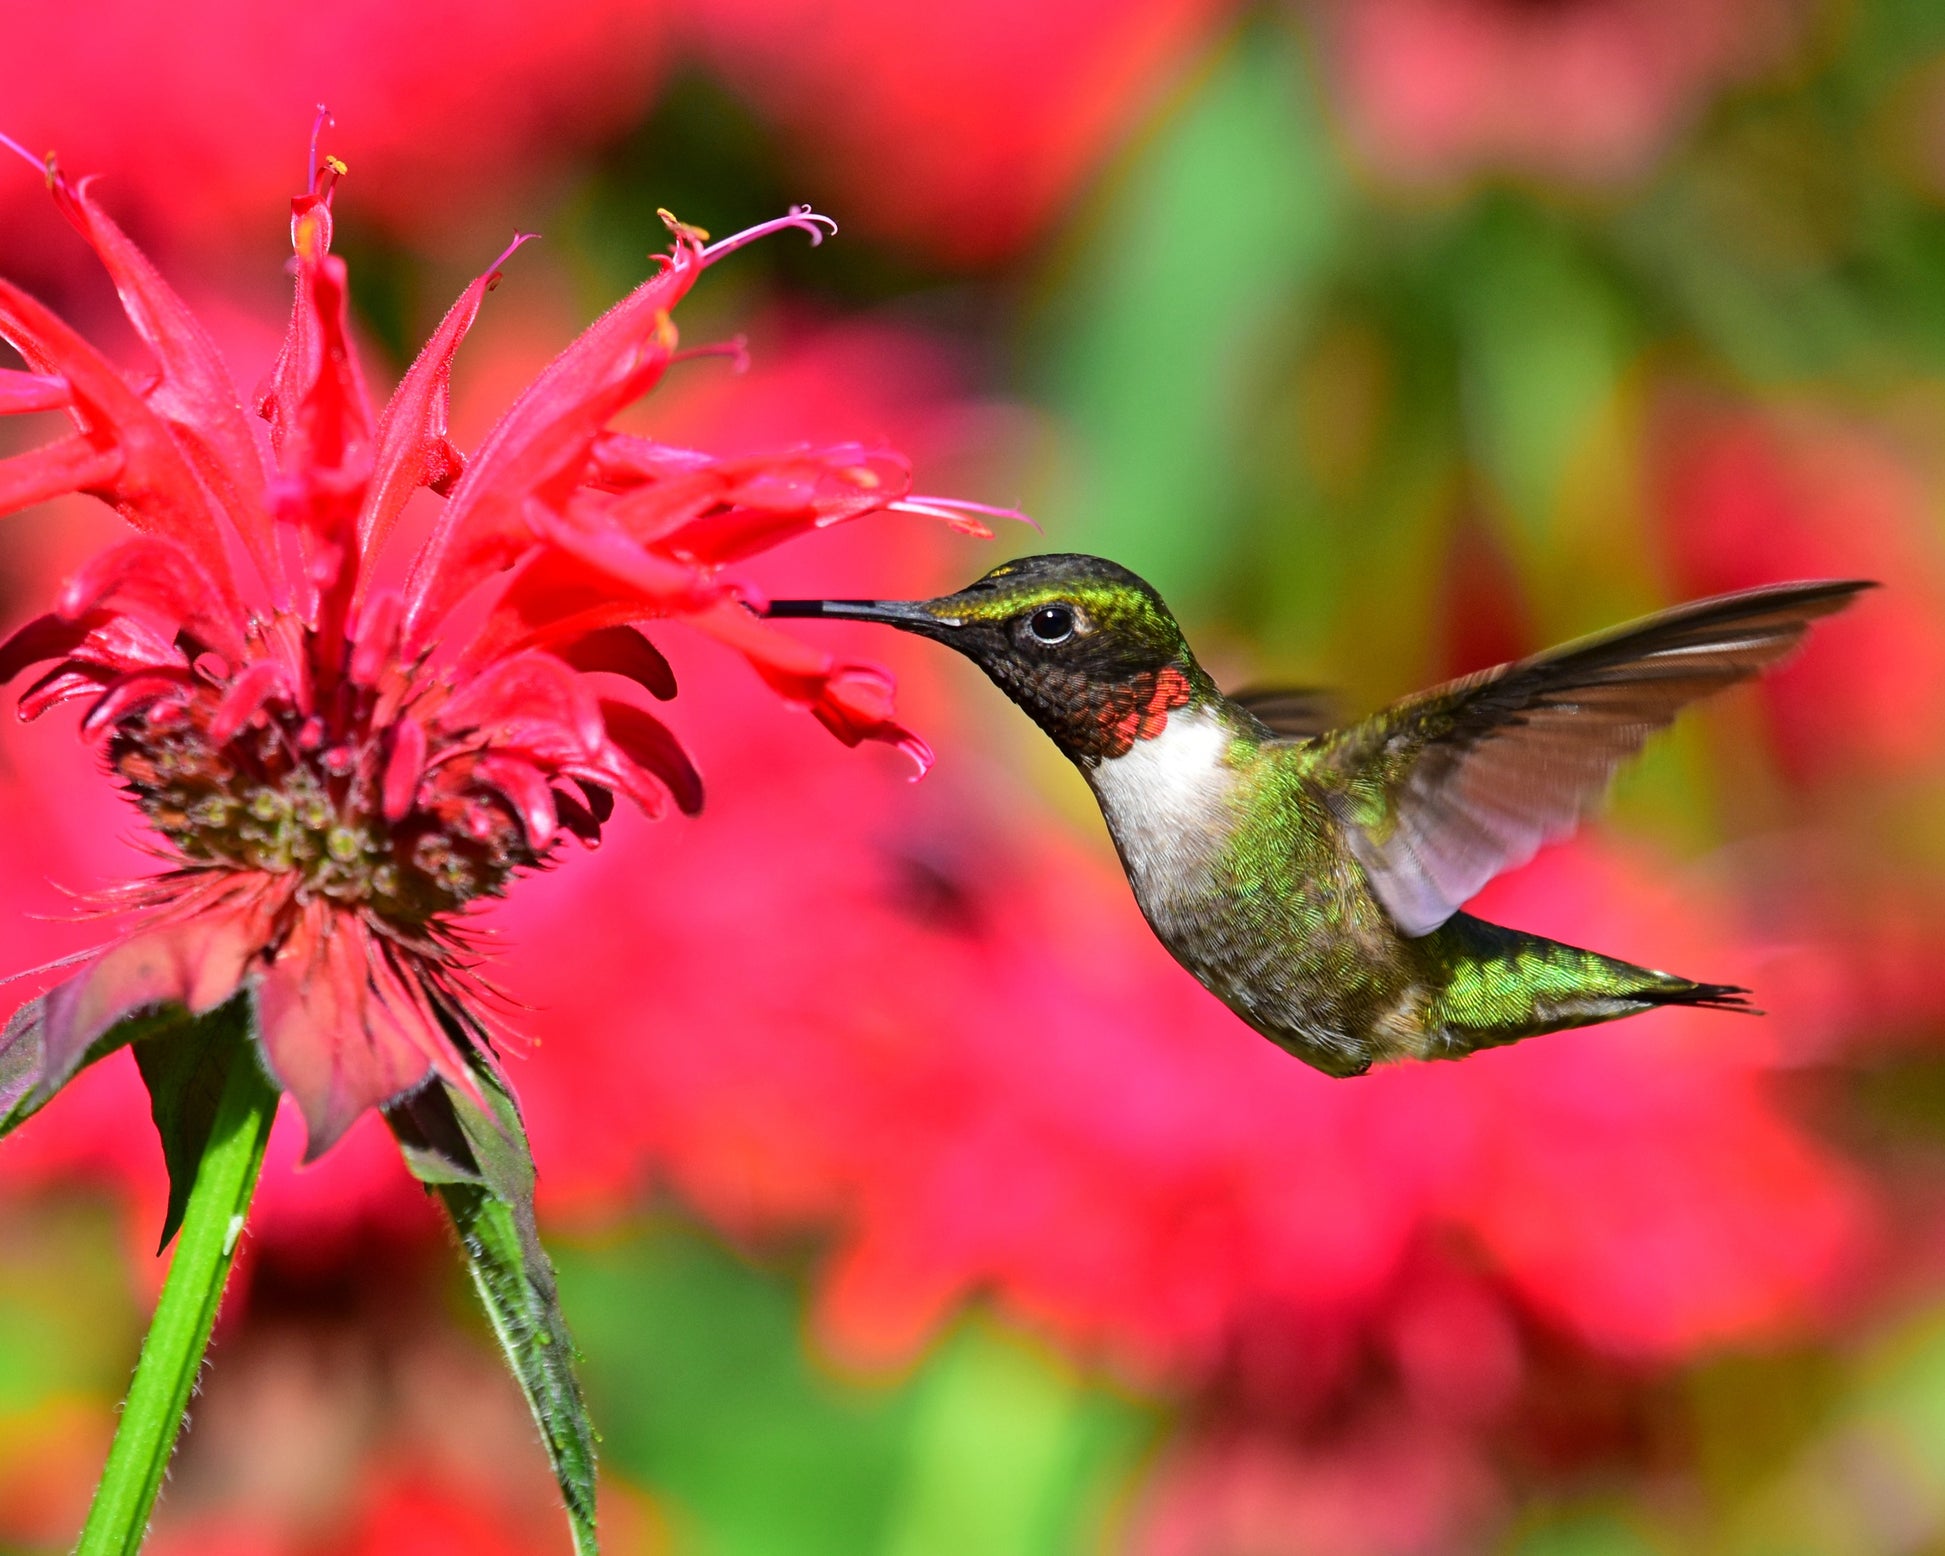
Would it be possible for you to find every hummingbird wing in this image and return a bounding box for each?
[1314,579,1873,937]
[1231,685,1343,739]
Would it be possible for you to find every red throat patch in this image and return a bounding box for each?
[1101,664,1194,757]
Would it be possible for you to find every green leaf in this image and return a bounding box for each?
[1035,21,1343,609]
[388,1068,600,1556]
[0,1001,46,1134]
[1445,202,1636,552]
[0,997,190,1142]
[133,996,255,1252]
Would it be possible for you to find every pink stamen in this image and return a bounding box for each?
[484,231,539,293]
[885,502,992,538]
[492,231,539,273]
[307,104,334,196]
[700,205,838,266]
[0,130,44,177]
[670,334,751,375]
[899,494,1042,532]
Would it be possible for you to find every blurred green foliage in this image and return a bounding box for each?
[1035,26,1342,609]
[557,1222,1152,1556]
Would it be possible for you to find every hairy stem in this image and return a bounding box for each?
[76,1033,278,1555]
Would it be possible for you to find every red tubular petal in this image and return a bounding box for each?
[593,464,741,545]
[0,610,189,688]
[259,227,374,638]
[461,546,699,670]
[81,671,189,735]
[0,369,70,414]
[50,175,277,588]
[400,243,708,648]
[437,650,607,754]
[524,507,724,612]
[589,446,927,567]
[554,624,677,699]
[207,660,290,745]
[0,436,123,518]
[81,614,188,674]
[474,754,559,850]
[57,535,244,660]
[816,667,936,777]
[260,249,374,481]
[463,499,727,663]
[566,754,668,821]
[692,597,834,697]
[0,615,85,685]
[255,904,475,1161]
[382,716,428,822]
[349,590,405,688]
[0,277,241,603]
[355,237,533,589]
[695,602,933,772]
[585,432,714,490]
[598,699,703,815]
[657,449,919,564]
[18,663,111,722]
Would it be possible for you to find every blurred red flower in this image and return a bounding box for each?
[1132,1413,1499,1556]
[0,135,988,1161]
[0,1,668,269]
[1649,392,1945,1056]
[1308,0,1805,185]
[0,0,1239,274]
[1652,391,1945,785]
[687,0,1233,264]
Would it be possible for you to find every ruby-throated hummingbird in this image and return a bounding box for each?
[765,557,1869,1077]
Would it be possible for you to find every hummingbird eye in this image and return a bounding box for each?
[1027,604,1076,645]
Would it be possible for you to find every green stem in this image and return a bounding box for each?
[76,1041,279,1555]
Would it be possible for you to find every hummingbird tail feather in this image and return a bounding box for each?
[1417,916,1764,1060]
[1628,980,1762,1016]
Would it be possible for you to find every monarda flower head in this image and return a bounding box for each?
[0,133,992,1163]
[0,121,1008,1548]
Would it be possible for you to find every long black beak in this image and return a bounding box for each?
[762,598,956,635]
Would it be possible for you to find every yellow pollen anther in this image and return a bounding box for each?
[324,154,348,177]
[656,207,711,246]
[843,466,881,489]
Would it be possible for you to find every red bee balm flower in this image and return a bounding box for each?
[0,135,987,1160]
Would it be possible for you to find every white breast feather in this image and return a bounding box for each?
[1088,709,1236,901]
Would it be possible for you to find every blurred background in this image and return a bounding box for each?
[4,1,1945,1551]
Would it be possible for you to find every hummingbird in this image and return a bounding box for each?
[765,557,1870,1077]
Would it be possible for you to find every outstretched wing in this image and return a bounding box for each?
[1315,579,1873,937]
[1231,684,1342,740]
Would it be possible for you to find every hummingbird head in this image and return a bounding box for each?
[766,553,1215,764]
